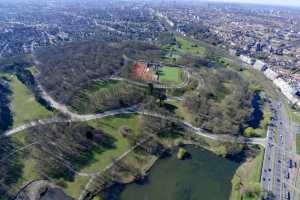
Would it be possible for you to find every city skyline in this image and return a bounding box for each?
[206,0,300,7]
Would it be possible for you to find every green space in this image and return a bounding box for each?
[175,37,207,57]
[158,66,182,85]
[296,134,300,155]
[244,104,271,138]
[8,75,53,127]
[274,128,279,144]
[27,66,39,76]
[64,114,141,198]
[8,114,141,199]
[287,105,300,125]
[70,80,145,114]
[64,176,90,198]
[162,36,207,61]
[230,146,264,200]
[83,114,140,173]
[165,99,193,123]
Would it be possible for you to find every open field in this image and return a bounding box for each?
[8,75,53,127]
[64,114,141,197]
[83,114,140,173]
[175,37,207,57]
[162,36,207,61]
[159,66,182,85]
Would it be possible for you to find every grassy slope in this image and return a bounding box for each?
[9,75,52,127]
[159,66,182,84]
[64,114,140,198]
[9,114,140,199]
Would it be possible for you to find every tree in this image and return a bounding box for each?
[244,127,255,137]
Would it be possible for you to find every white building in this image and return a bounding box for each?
[253,60,267,71]
[273,78,300,106]
[240,55,255,65]
[264,68,279,81]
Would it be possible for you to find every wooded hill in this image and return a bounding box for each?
[36,40,165,104]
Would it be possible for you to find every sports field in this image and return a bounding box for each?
[159,66,182,85]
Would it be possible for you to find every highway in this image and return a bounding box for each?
[261,100,297,200]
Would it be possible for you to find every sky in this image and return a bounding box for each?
[207,0,300,7]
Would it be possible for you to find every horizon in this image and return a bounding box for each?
[4,0,300,7]
[205,0,300,7]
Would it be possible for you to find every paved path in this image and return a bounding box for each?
[3,107,266,147]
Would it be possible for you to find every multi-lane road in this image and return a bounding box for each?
[261,99,298,200]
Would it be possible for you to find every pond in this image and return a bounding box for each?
[247,92,263,129]
[118,146,240,200]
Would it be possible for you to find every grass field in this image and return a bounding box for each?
[230,146,264,200]
[159,66,182,85]
[175,37,206,57]
[296,134,300,155]
[9,75,53,127]
[162,36,207,61]
[64,114,141,198]
[83,114,140,173]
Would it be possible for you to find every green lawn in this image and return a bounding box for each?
[296,134,300,155]
[175,37,206,57]
[83,114,140,173]
[9,75,53,127]
[64,114,141,198]
[162,36,207,61]
[159,66,182,85]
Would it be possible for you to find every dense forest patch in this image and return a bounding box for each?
[0,75,13,134]
[36,40,165,104]
[183,68,254,136]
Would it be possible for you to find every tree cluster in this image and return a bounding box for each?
[0,138,22,199]
[25,123,116,181]
[36,40,165,104]
[183,69,253,135]
[0,77,13,134]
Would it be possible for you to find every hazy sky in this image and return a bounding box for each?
[209,0,300,7]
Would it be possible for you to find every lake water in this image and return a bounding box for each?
[119,146,240,200]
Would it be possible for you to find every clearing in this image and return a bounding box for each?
[9,75,53,127]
